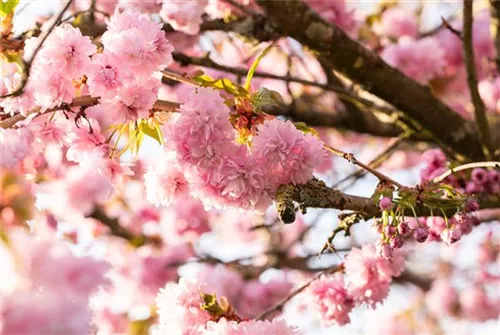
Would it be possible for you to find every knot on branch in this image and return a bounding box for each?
[275,179,344,224]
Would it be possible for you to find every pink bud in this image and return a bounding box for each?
[379,197,393,211]
[384,225,396,237]
[441,228,462,244]
[414,227,429,243]
[398,222,410,236]
[376,241,393,258]
[465,199,480,212]
[390,237,404,249]
[471,168,488,185]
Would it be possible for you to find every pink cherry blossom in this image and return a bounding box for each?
[140,244,193,293]
[101,9,174,78]
[47,165,114,217]
[102,77,160,123]
[306,0,358,36]
[144,155,189,207]
[459,286,499,321]
[155,278,211,334]
[160,197,211,243]
[0,128,33,169]
[253,118,324,188]
[203,318,298,335]
[86,51,126,99]
[307,274,354,326]
[426,279,459,318]
[381,37,446,84]
[161,1,207,35]
[36,23,96,79]
[344,244,404,308]
[375,7,419,39]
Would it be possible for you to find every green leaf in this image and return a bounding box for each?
[244,43,274,90]
[194,73,249,98]
[294,122,319,137]
[251,87,283,109]
[0,0,19,17]
[141,120,165,146]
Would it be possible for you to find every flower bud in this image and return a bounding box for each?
[379,197,393,211]
[414,227,429,243]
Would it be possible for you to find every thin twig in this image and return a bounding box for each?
[172,52,396,114]
[324,145,405,189]
[463,0,494,158]
[254,265,342,320]
[433,161,500,183]
[332,133,410,190]
[0,0,73,99]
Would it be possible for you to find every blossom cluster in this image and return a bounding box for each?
[148,87,325,212]
[306,244,406,326]
[154,277,298,334]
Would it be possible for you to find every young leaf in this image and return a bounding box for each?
[0,0,19,17]
[244,43,274,91]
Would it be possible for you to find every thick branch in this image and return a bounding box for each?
[257,0,486,160]
[463,1,494,158]
[275,179,500,224]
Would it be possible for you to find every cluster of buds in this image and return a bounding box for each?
[373,182,480,258]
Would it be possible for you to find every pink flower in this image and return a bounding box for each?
[155,278,211,334]
[413,226,429,243]
[194,265,244,304]
[381,37,446,84]
[375,7,419,39]
[426,279,459,317]
[203,318,298,335]
[30,242,110,296]
[140,244,193,293]
[440,227,462,244]
[36,23,96,78]
[307,274,354,326]
[253,118,324,188]
[103,77,160,123]
[237,278,293,319]
[86,52,126,99]
[479,77,500,113]
[47,165,114,217]
[161,1,207,35]
[344,244,404,307]
[73,0,117,15]
[101,10,173,78]
[30,69,75,111]
[144,155,188,207]
[460,286,499,321]
[161,198,212,243]
[120,0,163,13]
[217,155,272,211]
[306,0,358,36]
[166,87,234,169]
[379,197,393,211]
[471,168,489,185]
[0,128,33,169]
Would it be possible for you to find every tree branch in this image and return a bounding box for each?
[0,96,180,129]
[274,179,500,224]
[256,0,486,160]
[463,0,494,158]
